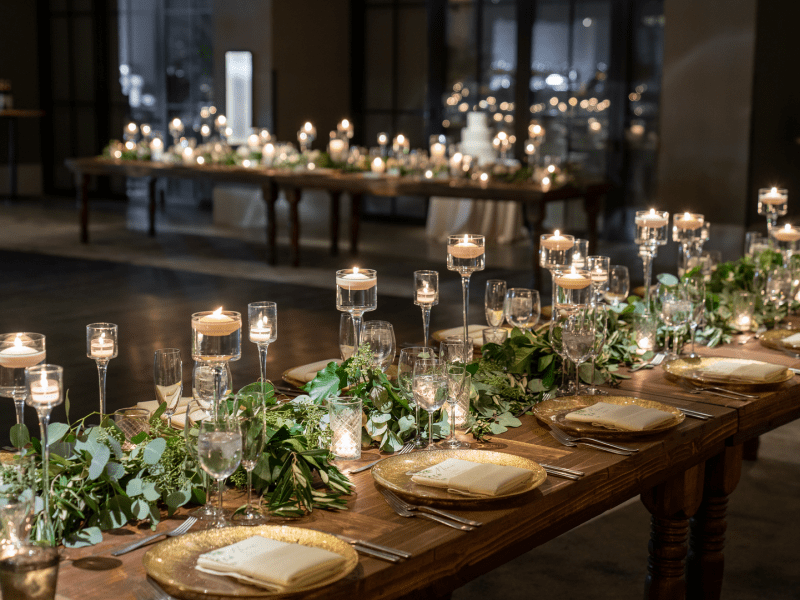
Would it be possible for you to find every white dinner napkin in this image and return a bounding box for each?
[136,398,193,429]
[782,333,800,347]
[195,536,346,591]
[410,457,534,497]
[434,325,488,348]
[565,402,675,432]
[695,359,788,383]
[285,359,342,384]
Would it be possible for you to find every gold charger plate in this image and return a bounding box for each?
[143,525,358,600]
[371,449,546,506]
[759,328,800,352]
[533,395,684,439]
[662,356,793,391]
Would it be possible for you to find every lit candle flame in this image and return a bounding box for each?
[571,265,577,275]
[40,370,47,387]
[99,332,105,342]
[542,177,550,186]
[684,212,690,219]
[397,134,405,144]
[785,224,792,231]
[771,187,778,194]
[650,208,656,215]
[353,267,359,275]
[212,307,223,317]
[554,229,560,237]
[547,165,555,173]
[304,122,313,133]
[257,318,264,328]
[13,334,21,348]
[341,119,349,128]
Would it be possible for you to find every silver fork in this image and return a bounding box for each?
[547,425,634,455]
[515,390,555,417]
[547,423,638,453]
[379,488,483,527]
[350,441,415,474]
[650,352,666,366]
[112,517,197,556]
[379,488,475,531]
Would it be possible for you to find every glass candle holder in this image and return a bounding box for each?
[758,187,788,236]
[482,327,508,345]
[328,396,362,460]
[447,234,485,345]
[732,291,755,332]
[24,364,63,545]
[0,545,59,600]
[634,209,670,312]
[113,408,151,450]
[771,223,800,263]
[336,268,377,353]
[569,238,590,269]
[191,309,242,363]
[414,270,439,348]
[539,231,575,320]
[248,301,278,390]
[673,213,707,277]
[86,323,118,419]
[0,333,46,427]
[586,256,610,305]
[633,313,657,354]
[553,266,592,310]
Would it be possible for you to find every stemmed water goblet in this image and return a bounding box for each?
[412,357,447,451]
[398,346,435,449]
[635,209,670,312]
[765,265,793,327]
[551,268,592,395]
[658,283,691,360]
[447,234,485,344]
[248,302,277,394]
[191,308,241,418]
[232,393,267,524]
[414,270,438,348]
[583,306,608,395]
[336,268,377,354]
[539,231,575,321]
[86,323,118,420]
[604,266,630,307]
[485,280,507,327]
[24,364,63,545]
[437,365,470,449]
[154,349,182,429]
[0,333,45,427]
[561,307,601,396]
[197,404,242,529]
[684,274,706,358]
[362,321,396,372]
[504,288,541,332]
[0,455,35,548]
[758,187,788,240]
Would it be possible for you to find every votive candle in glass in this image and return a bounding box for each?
[328,396,362,460]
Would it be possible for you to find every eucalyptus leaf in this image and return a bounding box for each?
[10,424,29,449]
[87,445,110,481]
[47,423,70,445]
[64,526,103,548]
[142,437,167,465]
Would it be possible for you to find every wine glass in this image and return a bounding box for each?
[24,364,63,545]
[549,308,574,396]
[504,288,541,332]
[339,314,356,360]
[0,455,35,548]
[197,406,242,529]
[154,349,182,429]
[584,305,608,395]
[485,280,507,327]
[336,268,377,354]
[232,394,267,524]
[659,284,691,360]
[587,256,610,305]
[86,323,118,420]
[414,270,439,348]
[561,307,599,395]
[412,358,447,451]
[437,365,470,449]
[765,265,793,327]
[398,346,435,449]
[447,234,485,346]
[248,302,277,394]
[0,333,45,428]
[683,274,706,358]
[604,266,630,307]
[183,399,215,519]
[362,321,396,372]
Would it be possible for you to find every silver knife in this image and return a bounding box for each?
[335,534,412,559]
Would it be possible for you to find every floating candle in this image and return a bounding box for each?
[0,335,45,368]
[540,230,574,251]
[371,157,385,174]
[335,267,377,291]
[773,224,800,242]
[759,187,787,206]
[674,212,704,230]
[193,307,241,335]
[447,236,485,259]
[635,208,668,228]
[30,371,59,406]
[554,266,592,289]
[416,284,436,304]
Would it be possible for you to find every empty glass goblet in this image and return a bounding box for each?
[437,365,470,449]
[412,358,447,451]
[504,288,541,332]
[232,394,267,524]
[362,321,396,372]
[154,348,182,428]
[339,314,357,361]
[398,346,435,449]
[604,266,630,306]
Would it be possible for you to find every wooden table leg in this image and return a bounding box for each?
[640,463,705,600]
[147,177,157,237]
[78,173,90,244]
[350,192,362,255]
[329,190,341,255]
[262,182,278,265]
[686,444,743,600]
[286,186,301,267]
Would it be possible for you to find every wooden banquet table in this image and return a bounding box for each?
[64,157,611,269]
[51,337,800,600]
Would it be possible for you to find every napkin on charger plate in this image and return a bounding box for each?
[564,402,675,432]
[694,359,788,383]
[781,333,800,347]
[410,457,534,497]
[136,398,202,429]
[285,359,342,384]
[434,325,488,348]
[195,535,346,591]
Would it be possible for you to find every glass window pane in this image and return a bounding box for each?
[365,7,393,110]
[397,7,427,111]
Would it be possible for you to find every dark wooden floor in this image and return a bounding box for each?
[0,250,473,445]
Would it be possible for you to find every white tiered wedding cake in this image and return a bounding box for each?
[461,111,496,166]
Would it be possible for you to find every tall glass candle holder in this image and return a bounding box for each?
[758,187,788,238]
[570,238,589,269]
[554,266,592,312]
[672,212,707,277]
[192,309,241,417]
[336,268,377,353]
[248,302,277,393]
[447,234,486,345]
[771,223,800,264]
[586,256,610,305]
[540,231,575,321]
[413,271,439,348]
[86,323,118,419]
[634,209,669,312]
[24,364,63,545]
[328,396,362,460]
[0,333,45,427]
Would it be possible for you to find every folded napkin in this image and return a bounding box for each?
[285,359,342,384]
[410,457,534,497]
[782,333,800,347]
[565,402,675,432]
[195,535,346,591]
[435,325,487,348]
[695,359,788,383]
[137,398,194,429]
